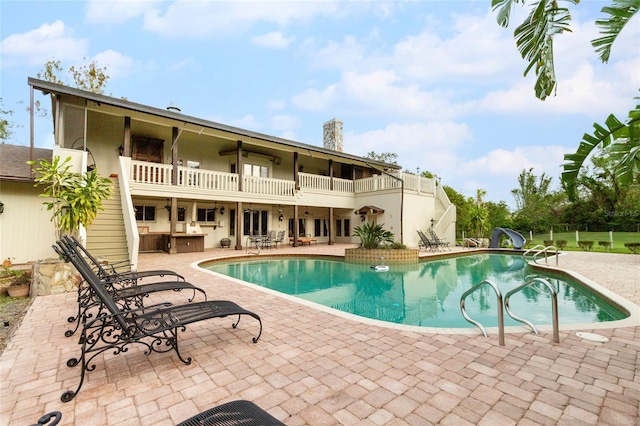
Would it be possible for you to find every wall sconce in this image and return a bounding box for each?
[360,215,365,221]
[118,145,124,156]
[430,218,435,228]
[219,206,225,215]
[279,214,284,222]
[0,201,4,214]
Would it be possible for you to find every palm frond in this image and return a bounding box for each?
[592,0,640,63]
[492,0,521,27]
[513,0,574,100]
[562,97,640,200]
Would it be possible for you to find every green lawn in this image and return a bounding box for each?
[529,231,640,254]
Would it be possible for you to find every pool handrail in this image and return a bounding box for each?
[460,279,505,346]
[504,277,560,343]
[523,245,559,266]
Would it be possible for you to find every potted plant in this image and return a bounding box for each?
[352,222,394,249]
[346,223,418,264]
[7,270,32,298]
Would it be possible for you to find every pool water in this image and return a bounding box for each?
[203,254,628,328]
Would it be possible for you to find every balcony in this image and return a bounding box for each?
[127,161,442,203]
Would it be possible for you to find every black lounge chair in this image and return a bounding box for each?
[177,400,285,426]
[55,237,207,337]
[429,228,451,251]
[30,412,61,426]
[417,230,436,252]
[56,239,262,403]
[67,235,184,283]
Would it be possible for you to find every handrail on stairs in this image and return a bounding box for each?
[504,277,560,343]
[460,280,505,346]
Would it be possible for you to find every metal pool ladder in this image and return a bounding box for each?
[460,280,505,346]
[523,245,559,266]
[505,277,560,343]
[460,278,560,345]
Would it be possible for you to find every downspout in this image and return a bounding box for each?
[365,163,404,245]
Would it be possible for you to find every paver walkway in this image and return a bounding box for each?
[1,245,638,425]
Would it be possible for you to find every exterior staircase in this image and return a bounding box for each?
[86,178,130,267]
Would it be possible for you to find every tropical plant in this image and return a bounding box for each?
[493,0,640,198]
[28,156,112,239]
[468,189,489,237]
[562,97,640,200]
[352,222,395,249]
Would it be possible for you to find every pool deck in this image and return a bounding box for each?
[1,245,638,425]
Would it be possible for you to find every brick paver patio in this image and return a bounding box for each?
[1,245,638,425]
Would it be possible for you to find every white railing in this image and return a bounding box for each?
[299,172,354,193]
[391,171,435,194]
[177,167,238,191]
[333,177,353,192]
[243,175,296,197]
[131,161,173,185]
[354,174,401,193]
[299,173,331,191]
[434,203,456,238]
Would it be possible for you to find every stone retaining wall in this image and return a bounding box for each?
[34,258,81,296]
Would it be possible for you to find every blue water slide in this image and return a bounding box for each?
[488,228,526,249]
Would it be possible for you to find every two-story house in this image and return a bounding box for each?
[0,78,455,267]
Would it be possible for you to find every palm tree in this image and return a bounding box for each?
[493,0,640,199]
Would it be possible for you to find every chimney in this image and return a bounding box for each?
[323,118,343,152]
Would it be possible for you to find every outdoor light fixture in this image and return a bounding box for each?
[360,215,365,221]
[118,145,124,156]
[431,218,435,228]
[219,206,225,215]
[279,214,284,222]
[0,201,4,214]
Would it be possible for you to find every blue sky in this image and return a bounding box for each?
[1,1,638,207]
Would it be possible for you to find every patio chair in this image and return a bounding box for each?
[429,228,451,250]
[30,412,61,426]
[55,239,262,403]
[417,230,436,252]
[55,237,207,337]
[274,230,285,248]
[177,400,285,426]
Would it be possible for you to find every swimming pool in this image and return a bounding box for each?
[201,254,629,329]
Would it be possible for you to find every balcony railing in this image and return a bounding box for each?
[130,160,442,198]
[299,173,353,193]
[242,175,296,197]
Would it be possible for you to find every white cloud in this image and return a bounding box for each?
[84,0,159,24]
[251,32,295,49]
[92,50,135,78]
[291,84,338,111]
[141,1,341,39]
[1,21,88,67]
[266,99,286,111]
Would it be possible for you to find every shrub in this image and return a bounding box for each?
[598,241,612,252]
[624,242,640,254]
[578,241,594,251]
[543,240,553,246]
[352,222,394,249]
[556,240,567,250]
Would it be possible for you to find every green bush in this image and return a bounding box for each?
[556,240,567,249]
[352,222,394,249]
[543,240,553,246]
[624,242,640,254]
[578,241,594,251]
[598,241,612,252]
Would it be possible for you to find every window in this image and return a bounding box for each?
[314,219,321,237]
[197,208,216,223]
[244,163,269,178]
[288,218,307,237]
[169,207,186,222]
[344,219,350,237]
[135,205,156,222]
[336,219,342,237]
[244,210,268,235]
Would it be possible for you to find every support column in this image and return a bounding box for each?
[328,207,334,245]
[235,202,243,250]
[123,116,131,156]
[293,151,299,190]
[237,140,243,192]
[293,205,299,247]
[171,127,179,186]
[169,197,177,254]
[329,159,334,191]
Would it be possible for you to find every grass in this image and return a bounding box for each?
[529,231,640,253]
